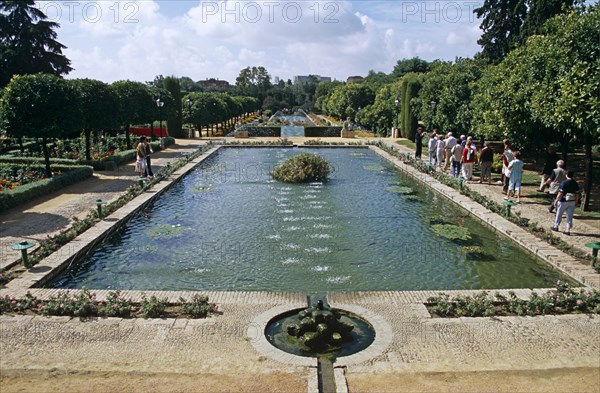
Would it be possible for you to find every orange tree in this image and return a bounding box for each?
[0,74,80,177]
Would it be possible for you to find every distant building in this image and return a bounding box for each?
[346,76,364,84]
[196,78,232,92]
[293,75,332,85]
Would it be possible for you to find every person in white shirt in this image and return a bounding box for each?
[428,132,438,165]
[436,137,445,169]
[443,132,457,172]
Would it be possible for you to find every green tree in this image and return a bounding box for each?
[402,74,422,139]
[391,57,430,79]
[163,76,183,138]
[418,58,485,135]
[235,66,272,102]
[474,0,528,64]
[473,5,598,210]
[325,84,375,120]
[524,6,599,210]
[314,81,343,113]
[0,74,79,176]
[70,79,119,160]
[356,81,403,136]
[474,0,578,64]
[0,0,72,87]
[110,81,154,149]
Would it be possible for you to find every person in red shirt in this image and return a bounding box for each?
[461,140,476,180]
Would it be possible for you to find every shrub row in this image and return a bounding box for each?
[428,281,600,317]
[0,288,219,319]
[0,165,94,213]
[0,138,176,171]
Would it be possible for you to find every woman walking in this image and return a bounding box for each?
[505,151,523,203]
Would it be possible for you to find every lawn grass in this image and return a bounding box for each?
[396,139,416,150]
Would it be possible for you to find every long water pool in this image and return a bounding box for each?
[49,147,564,291]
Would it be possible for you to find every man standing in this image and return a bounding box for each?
[502,143,514,193]
[414,127,424,159]
[539,146,559,192]
[543,160,567,213]
[551,171,580,236]
[443,132,457,172]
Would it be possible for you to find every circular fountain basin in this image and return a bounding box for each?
[265,307,375,358]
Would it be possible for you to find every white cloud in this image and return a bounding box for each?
[47,0,483,84]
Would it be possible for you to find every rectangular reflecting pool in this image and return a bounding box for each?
[48,147,565,291]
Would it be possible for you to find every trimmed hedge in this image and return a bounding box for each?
[0,165,94,213]
[0,138,175,171]
[304,127,342,137]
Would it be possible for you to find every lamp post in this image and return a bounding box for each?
[394,99,400,138]
[156,98,164,147]
[430,99,437,130]
[185,98,194,138]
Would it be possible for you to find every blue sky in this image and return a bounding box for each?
[35,1,484,84]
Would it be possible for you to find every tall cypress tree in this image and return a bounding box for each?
[0,0,72,87]
[474,0,578,64]
[163,76,183,138]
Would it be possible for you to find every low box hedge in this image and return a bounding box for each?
[304,127,342,138]
[0,164,94,213]
[0,138,175,171]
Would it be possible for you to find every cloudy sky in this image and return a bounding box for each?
[36,0,484,84]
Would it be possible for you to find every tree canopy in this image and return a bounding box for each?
[0,0,72,87]
[0,74,79,176]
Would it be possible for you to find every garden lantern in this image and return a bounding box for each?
[11,241,35,268]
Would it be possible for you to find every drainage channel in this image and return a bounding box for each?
[308,294,343,393]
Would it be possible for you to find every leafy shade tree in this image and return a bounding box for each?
[235,66,272,102]
[362,70,395,93]
[0,74,80,176]
[417,58,485,136]
[355,80,403,136]
[163,76,183,138]
[391,57,430,79]
[110,81,154,149]
[524,6,599,210]
[473,5,599,210]
[0,0,72,88]
[70,79,119,160]
[323,84,375,120]
[474,0,577,64]
[314,81,343,113]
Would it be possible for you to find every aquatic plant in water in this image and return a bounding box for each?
[271,153,330,183]
[148,224,187,239]
[385,186,415,194]
[431,224,471,241]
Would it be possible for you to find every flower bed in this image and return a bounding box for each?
[0,164,93,213]
[0,289,219,319]
[427,281,600,317]
[0,165,57,191]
